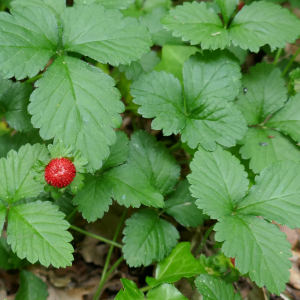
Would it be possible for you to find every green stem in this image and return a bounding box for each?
[282,46,300,77]
[168,141,182,153]
[273,48,283,65]
[66,207,78,221]
[140,286,152,293]
[93,209,127,300]
[26,74,43,83]
[70,225,123,249]
[104,256,124,280]
[195,224,215,255]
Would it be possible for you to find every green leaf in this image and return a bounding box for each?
[267,93,300,143]
[7,201,73,268]
[143,0,172,12]
[0,6,58,80]
[195,274,242,300]
[74,0,135,9]
[53,193,75,217]
[146,284,188,300]
[229,1,300,52]
[28,56,124,171]
[119,51,160,81]
[15,270,48,300]
[62,4,152,66]
[288,68,300,95]
[132,51,247,150]
[0,144,49,204]
[215,0,238,26]
[115,279,144,300]
[161,2,230,50]
[0,82,33,132]
[0,203,6,236]
[239,128,300,173]
[154,45,200,84]
[237,161,300,229]
[128,131,180,195]
[0,237,25,270]
[73,173,112,222]
[11,0,66,16]
[123,209,179,267]
[188,145,248,219]
[165,180,207,227]
[101,131,129,171]
[146,242,206,287]
[214,214,291,294]
[236,62,287,125]
[104,165,164,208]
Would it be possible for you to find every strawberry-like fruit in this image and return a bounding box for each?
[45,158,76,188]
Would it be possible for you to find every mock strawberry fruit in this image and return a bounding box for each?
[45,158,76,188]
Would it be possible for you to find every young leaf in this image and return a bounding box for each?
[165,180,207,227]
[74,0,135,9]
[229,1,300,52]
[215,0,238,26]
[0,6,58,79]
[127,131,180,195]
[146,242,206,287]
[161,2,230,50]
[239,128,300,173]
[123,209,179,267]
[132,51,247,150]
[0,144,49,204]
[28,56,124,171]
[119,51,160,81]
[195,274,242,300]
[237,161,300,229]
[7,201,73,268]
[154,45,200,84]
[214,214,291,294]
[0,203,7,236]
[15,270,48,300]
[146,284,188,300]
[188,145,248,219]
[11,0,66,16]
[266,93,300,143]
[236,62,287,125]
[62,4,152,66]
[0,82,33,132]
[115,279,144,300]
[104,165,164,208]
[73,173,112,222]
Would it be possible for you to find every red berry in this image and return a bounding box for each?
[230,257,236,266]
[45,158,76,188]
[237,1,245,11]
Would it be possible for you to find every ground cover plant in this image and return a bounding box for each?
[1,0,300,299]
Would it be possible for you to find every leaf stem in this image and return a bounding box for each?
[26,74,43,83]
[273,48,283,65]
[168,141,182,153]
[70,225,123,249]
[195,224,215,255]
[282,46,300,77]
[93,209,127,300]
[139,285,152,293]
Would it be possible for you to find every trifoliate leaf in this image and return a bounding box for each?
[195,274,242,300]
[0,203,6,236]
[28,56,124,171]
[119,51,160,81]
[0,131,45,159]
[123,209,179,267]
[239,128,300,173]
[161,2,230,50]
[267,93,300,143]
[146,242,206,287]
[215,0,238,26]
[0,82,33,132]
[146,284,188,300]
[7,201,73,268]
[0,237,25,270]
[62,4,152,66]
[215,214,291,294]
[0,6,58,80]
[11,0,65,16]
[104,165,164,208]
[73,173,112,222]
[15,270,48,300]
[237,161,300,229]
[128,131,180,195]
[154,45,200,84]
[74,0,135,9]
[188,145,248,219]
[0,144,48,204]
[165,180,207,227]
[101,131,129,171]
[139,7,183,47]
[229,1,300,52]
[236,62,287,125]
[115,279,144,300]
[132,51,247,150]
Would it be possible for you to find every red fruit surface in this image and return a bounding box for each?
[45,158,76,188]
[230,257,236,266]
[237,1,245,11]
